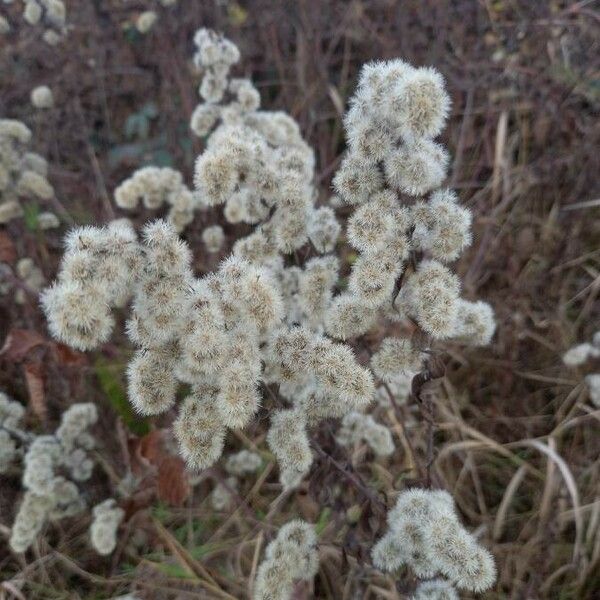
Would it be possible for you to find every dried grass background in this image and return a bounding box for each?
[0,1,599,598]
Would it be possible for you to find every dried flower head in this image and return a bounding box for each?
[372,489,496,593]
[254,519,319,600]
[8,401,98,553]
[90,499,125,555]
[31,85,54,109]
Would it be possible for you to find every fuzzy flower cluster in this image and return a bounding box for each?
[0,392,26,473]
[114,166,206,233]
[210,449,263,511]
[41,220,141,350]
[42,220,285,466]
[191,29,340,262]
[0,118,59,227]
[562,331,600,367]
[412,579,459,600]
[370,336,423,408]
[7,400,98,553]
[31,85,54,109]
[254,520,319,600]
[336,411,394,457]
[90,498,125,555]
[562,331,600,408]
[264,325,375,489]
[327,60,494,347]
[372,489,496,593]
[4,0,68,45]
[10,257,46,304]
[42,218,373,485]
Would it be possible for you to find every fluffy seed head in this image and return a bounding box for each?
[384,139,449,197]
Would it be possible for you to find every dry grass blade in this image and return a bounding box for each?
[493,464,527,541]
[519,441,584,563]
[151,517,238,600]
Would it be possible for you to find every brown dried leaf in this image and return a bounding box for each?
[0,329,47,362]
[52,342,87,366]
[157,456,190,507]
[136,430,166,466]
[23,360,46,421]
[0,231,16,265]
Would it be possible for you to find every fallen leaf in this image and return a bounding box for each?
[0,232,16,265]
[157,456,190,507]
[52,342,87,366]
[136,429,165,467]
[23,360,46,421]
[0,329,47,362]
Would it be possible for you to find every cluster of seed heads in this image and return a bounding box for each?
[372,489,496,593]
[336,411,394,457]
[191,28,340,264]
[253,519,319,600]
[0,118,59,228]
[90,498,125,555]
[0,393,98,553]
[0,0,67,45]
[327,59,494,346]
[562,331,600,407]
[37,28,500,593]
[210,449,263,510]
[114,166,204,233]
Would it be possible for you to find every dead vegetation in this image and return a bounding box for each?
[0,1,599,598]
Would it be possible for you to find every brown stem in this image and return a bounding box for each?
[312,441,386,511]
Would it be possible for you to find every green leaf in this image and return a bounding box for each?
[316,507,331,535]
[23,203,40,231]
[94,356,149,435]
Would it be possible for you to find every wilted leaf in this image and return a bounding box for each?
[157,456,190,507]
[23,360,46,421]
[52,342,87,366]
[0,231,16,265]
[135,429,166,467]
[0,329,47,362]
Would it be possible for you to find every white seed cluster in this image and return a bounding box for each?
[20,0,67,45]
[43,220,286,471]
[372,489,496,593]
[374,373,413,408]
[371,337,423,382]
[336,411,394,457]
[11,257,45,304]
[41,220,141,350]
[30,85,54,109]
[224,449,263,476]
[209,476,238,511]
[135,10,157,34]
[202,224,225,253]
[191,29,339,262]
[0,392,25,473]
[114,166,205,233]
[0,118,59,227]
[192,28,241,105]
[90,499,125,555]
[562,332,600,408]
[326,59,494,346]
[254,520,319,600]
[412,579,459,600]
[210,449,263,510]
[9,402,98,553]
[562,332,600,367]
[273,255,340,330]
[264,326,375,489]
[585,374,600,408]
